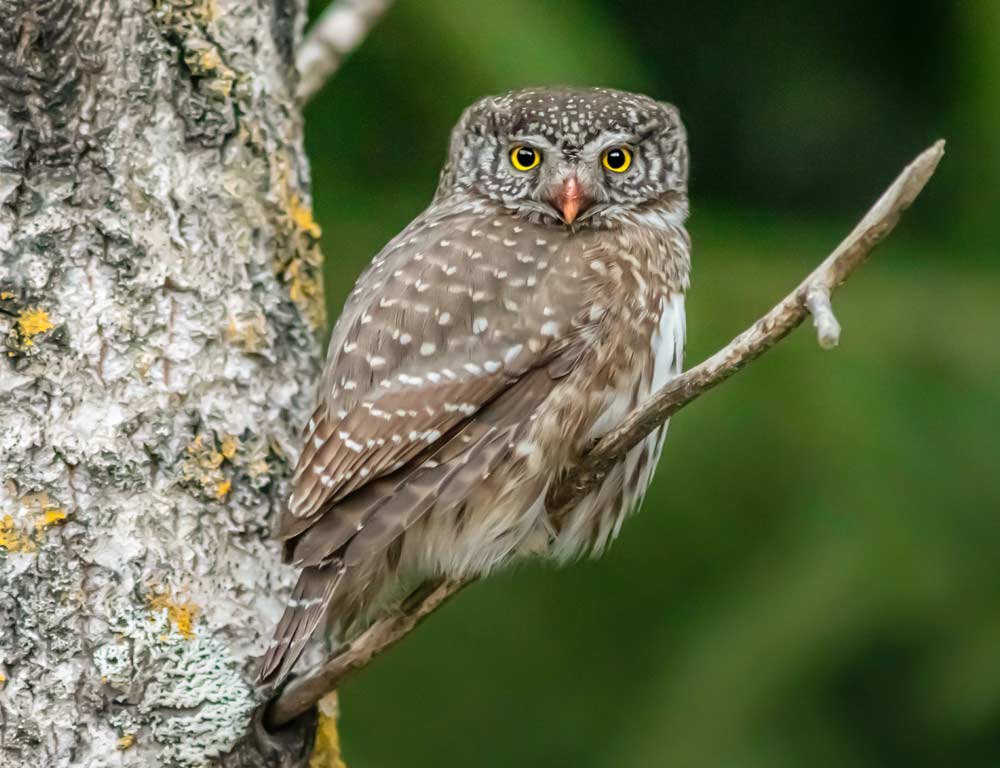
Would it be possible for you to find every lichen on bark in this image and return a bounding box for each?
[0,1,320,765]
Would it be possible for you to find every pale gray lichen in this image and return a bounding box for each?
[144,634,258,767]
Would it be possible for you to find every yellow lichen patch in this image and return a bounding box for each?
[283,256,326,330]
[16,307,54,347]
[148,590,200,640]
[215,479,232,498]
[197,47,221,71]
[248,458,270,479]
[274,157,327,330]
[220,434,239,460]
[310,692,347,768]
[0,291,13,300]
[182,434,232,500]
[0,515,36,553]
[35,508,67,532]
[225,313,268,353]
[0,672,6,684]
[203,75,234,99]
[289,194,322,239]
[116,734,135,751]
[0,495,70,553]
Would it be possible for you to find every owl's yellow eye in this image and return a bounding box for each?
[510,145,541,171]
[602,146,632,173]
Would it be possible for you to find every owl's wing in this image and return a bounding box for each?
[257,213,591,686]
[279,210,588,549]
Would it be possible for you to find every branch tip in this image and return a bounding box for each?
[805,288,841,349]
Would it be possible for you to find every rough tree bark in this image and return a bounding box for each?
[0,1,322,765]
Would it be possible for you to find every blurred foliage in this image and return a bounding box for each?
[302,0,1000,764]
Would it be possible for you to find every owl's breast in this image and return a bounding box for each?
[526,210,689,559]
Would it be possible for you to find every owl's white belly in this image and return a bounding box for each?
[548,293,686,563]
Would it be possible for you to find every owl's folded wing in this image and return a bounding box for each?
[278,211,589,550]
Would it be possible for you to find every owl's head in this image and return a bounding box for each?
[436,87,688,228]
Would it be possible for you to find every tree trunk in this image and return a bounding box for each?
[0,1,321,765]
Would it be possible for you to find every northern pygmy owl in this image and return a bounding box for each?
[259,87,691,685]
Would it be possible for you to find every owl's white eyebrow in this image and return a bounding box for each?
[585,131,638,150]
[508,134,555,149]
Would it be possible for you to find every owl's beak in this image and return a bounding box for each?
[551,175,590,224]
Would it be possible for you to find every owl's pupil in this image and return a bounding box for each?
[606,149,626,169]
[517,148,536,166]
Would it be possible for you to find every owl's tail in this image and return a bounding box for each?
[256,562,344,688]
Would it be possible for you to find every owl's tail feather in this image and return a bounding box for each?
[256,562,344,688]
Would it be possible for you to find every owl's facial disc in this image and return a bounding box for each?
[437,88,688,227]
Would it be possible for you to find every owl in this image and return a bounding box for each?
[258,87,691,686]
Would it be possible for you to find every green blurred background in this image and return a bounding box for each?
[302,1,1000,764]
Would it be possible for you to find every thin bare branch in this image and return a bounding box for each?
[266,140,945,730]
[297,0,396,102]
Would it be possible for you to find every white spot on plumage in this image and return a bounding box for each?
[483,360,501,373]
[464,362,482,375]
[399,333,412,345]
[420,342,437,356]
[344,438,363,453]
[439,312,452,325]
[473,317,488,334]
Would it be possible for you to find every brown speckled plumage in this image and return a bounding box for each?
[259,87,691,685]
